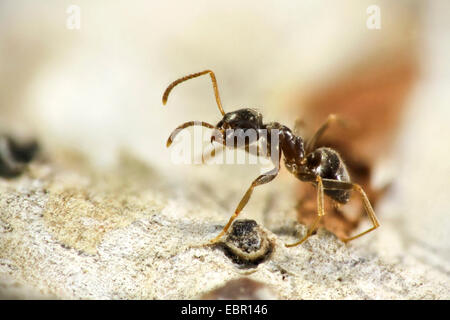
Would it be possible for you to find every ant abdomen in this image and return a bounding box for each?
[300,147,351,204]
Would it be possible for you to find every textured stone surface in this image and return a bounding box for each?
[0,151,449,300]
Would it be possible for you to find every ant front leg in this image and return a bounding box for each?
[285,176,325,247]
[320,178,380,243]
[208,164,280,245]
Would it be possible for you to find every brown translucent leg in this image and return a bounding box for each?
[285,176,325,247]
[209,166,280,244]
[320,178,380,243]
[306,114,349,153]
[162,70,226,116]
[166,121,215,147]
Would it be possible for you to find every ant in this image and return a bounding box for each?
[162,70,379,247]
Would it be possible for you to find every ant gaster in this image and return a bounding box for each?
[162,70,379,247]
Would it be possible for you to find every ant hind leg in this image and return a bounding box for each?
[320,178,380,243]
[202,144,225,164]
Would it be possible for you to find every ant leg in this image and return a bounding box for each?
[208,165,280,244]
[321,178,380,242]
[162,70,226,116]
[306,114,349,153]
[166,121,215,147]
[285,176,325,247]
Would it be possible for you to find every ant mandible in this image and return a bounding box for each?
[162,70,379,247]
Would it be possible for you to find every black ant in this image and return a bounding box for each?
[162,70,379,247]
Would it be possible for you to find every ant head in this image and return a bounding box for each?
[216,108,263,131]
[212,108,264,147]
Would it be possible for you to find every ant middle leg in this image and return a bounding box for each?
[285,176,325,247]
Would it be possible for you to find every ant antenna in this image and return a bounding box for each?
[162,70,226,116]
